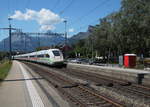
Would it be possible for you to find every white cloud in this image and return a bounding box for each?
[68,28,74,33]
[11,8,63,31]
[40,25,55,31]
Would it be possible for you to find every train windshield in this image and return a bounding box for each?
[52,50,60,56]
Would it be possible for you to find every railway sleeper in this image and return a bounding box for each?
[73,94,89,99]
[106,83,114,87]
[80,97,99,102]
[95,83,103,86]
[87,102,111,107]
[119,82,132,86]
[87,100,107,104]
[95,83,114,87]
[62,84,79,88]
[98,103,113,107]
[88,97,105,101]
[80,83,90,86]
[84,98,106,104]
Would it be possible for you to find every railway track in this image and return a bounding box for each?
[24,62,124,107]
[62,68,150,99]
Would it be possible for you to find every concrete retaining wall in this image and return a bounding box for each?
[67,63,150,86]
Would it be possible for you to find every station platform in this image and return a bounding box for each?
[68,63,150,85]
[68,63,150,74]
[0,61,69,107]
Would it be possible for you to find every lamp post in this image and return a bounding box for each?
[64,20,67,46]
[64,20,67,59]
[8,17,12,61]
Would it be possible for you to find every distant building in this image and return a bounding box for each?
[60,45,72,52]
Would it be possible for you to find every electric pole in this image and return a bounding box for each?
[91,36,94,61]
[38,35,40,48]
[64,20,67,46]
[0,18,19,61]
[64,20,67,59]
[3,39,5,51]
[24,34,26,52]
[8,18,12,61]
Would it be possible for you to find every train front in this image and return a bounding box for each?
[49,49,66,67]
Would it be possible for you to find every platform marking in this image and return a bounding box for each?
[18,62,45,107]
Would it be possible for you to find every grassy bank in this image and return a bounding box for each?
[0,61,12,81]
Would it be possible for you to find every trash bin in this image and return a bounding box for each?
[124,54,136,68]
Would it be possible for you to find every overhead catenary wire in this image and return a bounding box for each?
[70,0,113,34]
[59,0,74,15]
[59,0,111,32]
[74,19,99,33]
[69,0,111,27]
[51,0,60,11]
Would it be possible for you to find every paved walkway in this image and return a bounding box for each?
[0,61,69,107]
[0,61,32,107]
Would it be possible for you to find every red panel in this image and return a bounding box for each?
[129,56,136,67]
[124,55,136,68]
[124,56,129,67]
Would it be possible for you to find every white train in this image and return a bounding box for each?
[14,49,66,67]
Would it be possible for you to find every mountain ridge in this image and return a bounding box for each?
[0,32,65,52]
[0,25,95,52]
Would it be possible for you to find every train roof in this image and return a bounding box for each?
[15,48,60,57]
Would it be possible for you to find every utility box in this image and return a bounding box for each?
[124,54,136,68]
[119,55,123,67]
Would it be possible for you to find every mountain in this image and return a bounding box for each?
[68,25,95,44]
[0,31,65,52]
[0,26,95,52]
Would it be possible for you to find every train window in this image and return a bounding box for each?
[30,55,35,58]
[37,54,44,58]
[52,51,60,56]
[23,56,28,58]
[45,54,50,58]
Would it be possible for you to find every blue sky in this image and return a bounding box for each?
[0,0,121,41]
